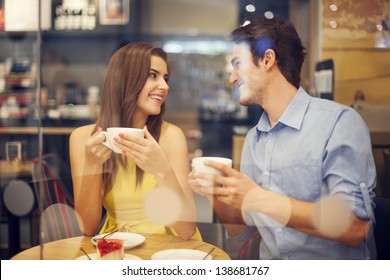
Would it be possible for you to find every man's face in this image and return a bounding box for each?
[229,43,266,106]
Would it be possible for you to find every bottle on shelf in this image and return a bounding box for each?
[87,4,96,30]
[54,5,65,30]
[87,85,99,119]
[0,62,5,93]
[54,0,95,31]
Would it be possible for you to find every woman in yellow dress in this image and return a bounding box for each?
[69,42,200,240]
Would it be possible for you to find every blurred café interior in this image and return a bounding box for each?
[0,0,389,260]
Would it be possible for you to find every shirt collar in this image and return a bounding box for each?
[256,87,310,134]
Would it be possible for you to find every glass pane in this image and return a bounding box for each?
[1,0,388,262]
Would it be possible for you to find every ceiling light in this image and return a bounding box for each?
[242,20,251,26]
[329,4,338,11]
[264,11,274,19]
[245,4,256,13]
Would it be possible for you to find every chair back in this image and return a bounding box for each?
[40,203,82,242]
[373,196,390,260]
[382,149,390,198]
[197,222,226,250]
[32,153,83,242]
[237,229,261,260]
[32,153,74,208]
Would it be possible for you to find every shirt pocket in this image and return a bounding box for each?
[281,160,321,201]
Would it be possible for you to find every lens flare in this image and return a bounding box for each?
[312,196,352,238]
[144,187,182,226]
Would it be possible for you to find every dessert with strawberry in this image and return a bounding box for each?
[96,239,124,260]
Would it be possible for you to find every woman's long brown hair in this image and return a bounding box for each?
[93,42,168,195]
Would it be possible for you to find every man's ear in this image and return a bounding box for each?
[264,49,275,67]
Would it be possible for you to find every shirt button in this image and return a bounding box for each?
[360,182,366,188]
[276,228,282,233]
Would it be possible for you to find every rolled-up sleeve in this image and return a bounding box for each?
[323,108,376,220]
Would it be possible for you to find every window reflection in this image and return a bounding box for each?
[0,0,389,261]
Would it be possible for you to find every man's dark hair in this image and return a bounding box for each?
[229,16,306,88]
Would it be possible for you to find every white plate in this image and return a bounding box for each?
[76,253,141,260]
[151,249,212,260]
[91,232,145,250]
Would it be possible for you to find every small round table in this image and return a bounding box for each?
[11,233,231,260]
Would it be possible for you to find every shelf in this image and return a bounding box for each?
[0,92,34,105]
[0,126,75,135]
[0,31,37,40]
[323,47,390,52]
[0,29,134,39]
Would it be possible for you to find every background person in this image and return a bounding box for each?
[351,89,366,110]
[70,42,200,240]
[354,89,365,102]
[190,16,376,259]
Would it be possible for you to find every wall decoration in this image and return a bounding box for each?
[99,0,129,25]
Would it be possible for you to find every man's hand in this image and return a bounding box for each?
[189,159,258,210]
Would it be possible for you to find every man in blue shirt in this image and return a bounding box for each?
[189,16,376,259]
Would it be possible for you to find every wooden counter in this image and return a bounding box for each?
[0,160,33,179]
[0,127,75,173]
[370,128,390,148]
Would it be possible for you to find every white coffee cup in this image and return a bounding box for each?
[191,157,232,187]
[99,127,144,153]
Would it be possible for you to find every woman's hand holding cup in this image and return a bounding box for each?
[84,127,113,168]
[99,127,145,153]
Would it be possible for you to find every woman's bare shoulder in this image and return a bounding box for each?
[70,124,96,141]
[161,121,185,138]
[160,121,187,153]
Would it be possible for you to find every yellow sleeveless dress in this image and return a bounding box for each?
[99,159,202,241]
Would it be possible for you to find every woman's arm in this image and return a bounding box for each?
[158,123,197,239]
[69,125,111,236]
[116,123,196,240]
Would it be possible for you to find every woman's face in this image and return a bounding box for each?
[135,55,169,119]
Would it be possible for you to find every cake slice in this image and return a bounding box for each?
[96,239,124,260]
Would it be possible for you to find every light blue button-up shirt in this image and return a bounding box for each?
[237,87,376,259]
